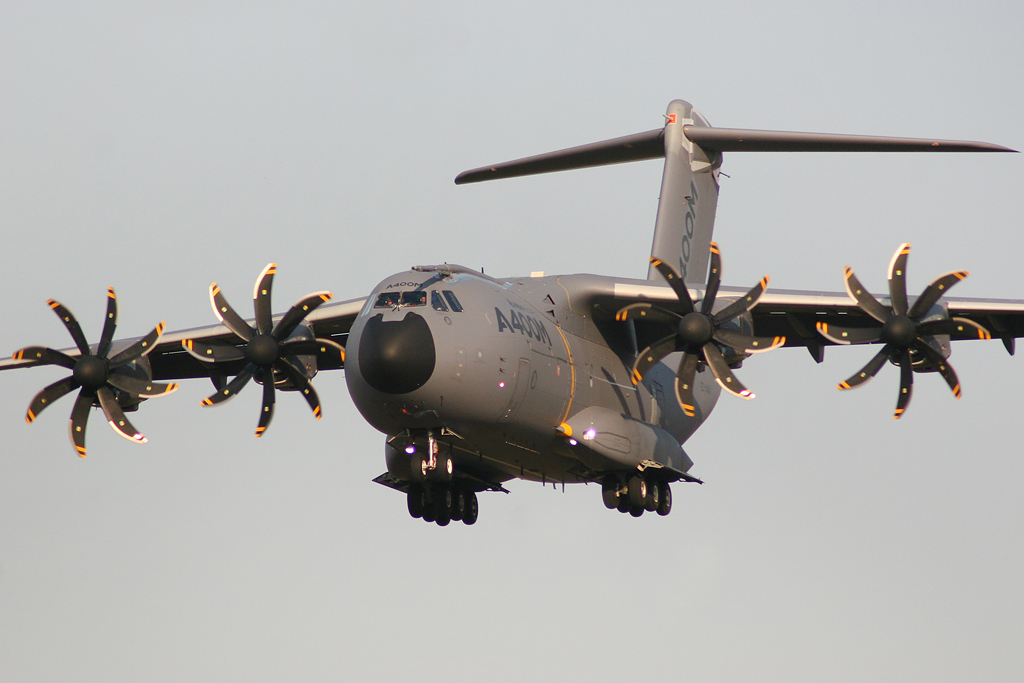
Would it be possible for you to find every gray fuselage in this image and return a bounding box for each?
[345,267,719,486]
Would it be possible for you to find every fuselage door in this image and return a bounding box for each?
[498,358,532,423]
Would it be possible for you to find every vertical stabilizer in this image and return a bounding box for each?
[646,100,722,284]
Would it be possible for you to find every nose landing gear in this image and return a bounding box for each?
[409,432,454,482]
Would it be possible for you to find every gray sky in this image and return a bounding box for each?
[1,2,1022,681]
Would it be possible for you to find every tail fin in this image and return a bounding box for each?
[649,100,720,284]
[455,101,1015,284]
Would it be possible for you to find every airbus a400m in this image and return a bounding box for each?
[3,100,1022,527]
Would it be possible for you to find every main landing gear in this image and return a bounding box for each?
[602,473,672,517]
[407,483,479,526]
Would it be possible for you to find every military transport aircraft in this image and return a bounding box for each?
[2,100,1022,526]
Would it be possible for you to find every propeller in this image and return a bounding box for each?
[182,263,344,437]
[616,243,785,417]
[12,288,177,457]
[817,243,991,418]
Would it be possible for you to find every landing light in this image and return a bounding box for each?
[583,428,597,440]
[498,381,505,388]
[405,445,416,455]
[567,439,578,446]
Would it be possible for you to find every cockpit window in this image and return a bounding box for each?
[374,292,401,308]
[375,289,461,311]
[400,291,427,307]
[442,290,464,312]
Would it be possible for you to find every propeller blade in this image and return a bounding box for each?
[26,375,80,423]
[181,338,247,364]
[47,299,91,355]
[837,345,892,390]
[106,373,179,398]
[278,358,323,419]
[210,283,254,342]
[887,243,911,317]
[614,303,682,324]
[97,386,147,443]
[96,287,119,358]
[201,364,256,406]
[712,328,786,353]
[843,267,891,323]
[916,317,992,340]
[255,367,276,437]
[815,322,883,346]
[631,334,677,385]
[673,352,700,417]
[908,271,969,319]
[253,263,277,336]
[894,348,914,419]
[700,242,722,315]
[69,390,93,457]
[12,346,77,369]
[273,291,333,340]
[107,322,165,367]
[649,258,694,314]
[914,341,963,399]
[712,276,770,325]
[702,343,754,399]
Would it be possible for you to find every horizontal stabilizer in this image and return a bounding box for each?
[455,122,1016,185]
[683,126,1017,153]
[455,129,663,184]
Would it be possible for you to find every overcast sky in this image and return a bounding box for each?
[1,2,1022,681]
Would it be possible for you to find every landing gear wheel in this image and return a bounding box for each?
[617,493,630,513]
[657,482,672,516]
[422,503,436,523]
[451,489,466,521]
[434,452,454,482]
[410,455,428,482]
[462,490,479,525]
[644,478,660,512]
[602,474,621,510]
[628,475,646,508]
[434,486,453,526]
[407,484,425,518]
[629,504,644,517]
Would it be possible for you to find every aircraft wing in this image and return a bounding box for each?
[574,275,1024,359]
[0,296,366,379]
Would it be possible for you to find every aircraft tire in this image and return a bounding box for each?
[428,453,454,482]
[407,484,425,518]
[462,491,479,525]
[410,455,428,483]
[657,482,672,516]
[434,485,454,525]
[601,474,620,509]
[644,478,660,512]
[451,489,466,521]
[617,494,630,513]
[629,504,644,517]
[627,475,646,508]
[422,504,436,523]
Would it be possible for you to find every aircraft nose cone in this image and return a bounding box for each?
[358,312,436,394]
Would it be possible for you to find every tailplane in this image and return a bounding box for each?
[455,101,1014,284]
